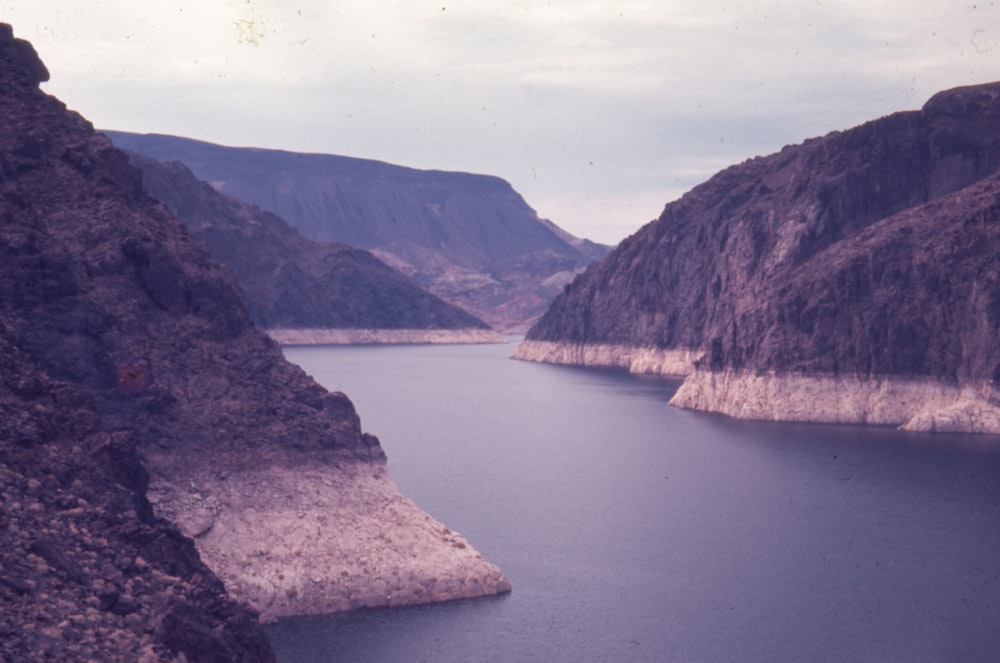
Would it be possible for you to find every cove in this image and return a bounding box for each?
[268,339,1000,662]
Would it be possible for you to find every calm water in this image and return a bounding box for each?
[268,340,1000,662]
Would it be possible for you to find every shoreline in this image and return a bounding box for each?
[148,461,512,623]
[512,339,700,375]
[267,327,506,346]
[671,369,1000,434]
[513,340,1000,434]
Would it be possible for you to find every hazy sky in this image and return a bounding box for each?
[5,1,999,244]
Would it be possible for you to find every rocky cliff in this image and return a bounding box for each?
[103,131,610,332]
[0,23,508,661]
[123,153,501,343]
[1,340,275,662]
[516,81,1000,433]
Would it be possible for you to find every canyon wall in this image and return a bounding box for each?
[126,153,498,342]
[518,82,1000,433]
[105,131,611,332]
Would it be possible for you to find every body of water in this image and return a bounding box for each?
[267,340,1000,662]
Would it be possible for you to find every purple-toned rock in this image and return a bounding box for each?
[517,82,1000,433]
[0,21,509,661]
[122,153,500,341]
[104,130,611,332]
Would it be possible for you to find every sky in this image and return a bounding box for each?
[4,1,1000,245]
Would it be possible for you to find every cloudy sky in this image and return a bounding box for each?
[5,1,999,244]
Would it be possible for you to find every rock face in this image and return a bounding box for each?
[517,82,1000,433]
[124,153,501,343]
[0,24,273,663]
[0,338,276,662]
[0,22,508,660]
[103,131,610,332]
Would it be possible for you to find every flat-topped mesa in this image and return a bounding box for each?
[517,81,1000,434]
[123,152,501,343]
[0,22,509,658]
[104,130,612,332]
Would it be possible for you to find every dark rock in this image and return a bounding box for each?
[0,572,32,597]
[0,23,48,87]
[110,593,140,616]
[158,600,275,663]
[97,586,120,611]
[30,536,85,583]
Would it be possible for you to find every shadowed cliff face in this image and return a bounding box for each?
[526,81,1000,388]
[0,51,379,473]
[0,23,277,662]
[123,153,493,333]
[102,131,611,332]
[745,174,1000,381]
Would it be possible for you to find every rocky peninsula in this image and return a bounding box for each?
[0,23,508,662]
[517,82,1000,434]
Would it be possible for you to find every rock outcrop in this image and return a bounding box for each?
[517,81,1000,433]
[123,153,502,343]
[0,24,273,663]
[103,131,611,332]
[0,22,508,660]
[0,337,276,662]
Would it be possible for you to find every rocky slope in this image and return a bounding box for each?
[124,152,500,344]
[0,22,508,661]
[103,131,610,332]
[517,81,1000,433]
[1,339,275,662]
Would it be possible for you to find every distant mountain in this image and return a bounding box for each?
[103,131,611,332]
[123,152,500,343]
[516,81,1000,434]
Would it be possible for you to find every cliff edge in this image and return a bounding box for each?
[0,23,508,660]
[517,82,1000,433]
[104,130,611,332]
[123,153,502,344]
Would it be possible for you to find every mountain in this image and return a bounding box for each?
[102,131,611,332]
[123,152,501,344]
[0,22,508,661]
[516,81,1000,434]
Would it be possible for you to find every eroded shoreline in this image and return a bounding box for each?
[268,328,505,346]
[514,340,1000,434]
[512,339,700,375]
[148,461,511,623]
[672,370,1000,433]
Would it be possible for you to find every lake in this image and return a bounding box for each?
[267,339,1000,662]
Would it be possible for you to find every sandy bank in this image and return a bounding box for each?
[268,327,505,345]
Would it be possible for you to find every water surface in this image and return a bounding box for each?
[269,340,1000,662]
